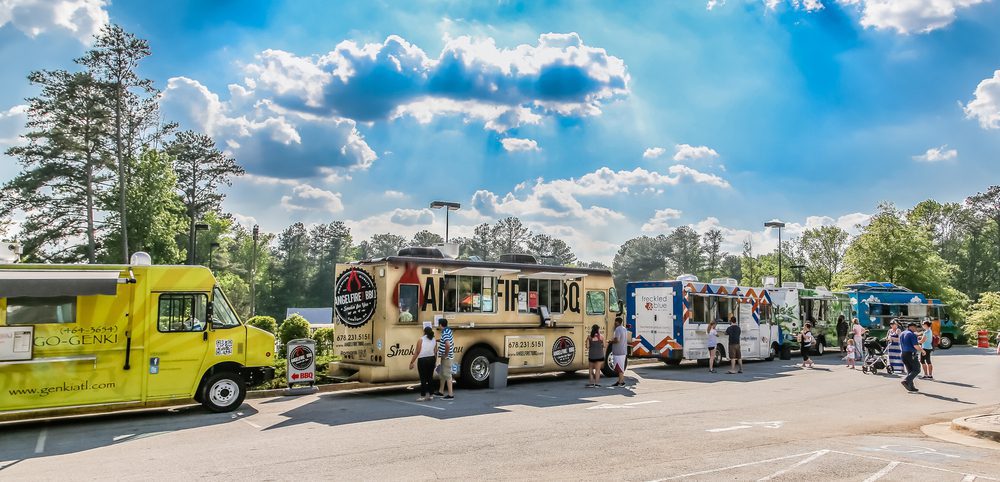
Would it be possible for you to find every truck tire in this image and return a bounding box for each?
[779,345,792,360]
[460,347,495,389]
[938,334,953,350]
[663,358,682,366]
[766,343,778,361]
[816,341,825,356]
[201,372,246,413]
[601,348,627,378]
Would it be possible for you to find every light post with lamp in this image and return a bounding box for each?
[251,224,259,317]
[764,221,786,286]
[429,201,461,243]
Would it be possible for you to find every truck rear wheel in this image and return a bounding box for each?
[938,334,953,349]
[460,347,495,389]
[601,348,627,378]
[201,372,246,413]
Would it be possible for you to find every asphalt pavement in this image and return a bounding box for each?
[1,346,999,481]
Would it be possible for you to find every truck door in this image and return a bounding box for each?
[739,301,761,359]
[634,286,676,357]
[146,292,210,400]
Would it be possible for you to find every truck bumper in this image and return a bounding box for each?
[242,366,275,387]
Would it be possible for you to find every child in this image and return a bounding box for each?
[843,338,857,369]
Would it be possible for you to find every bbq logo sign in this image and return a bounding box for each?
[334,268,378,327]
[552,336,576,367]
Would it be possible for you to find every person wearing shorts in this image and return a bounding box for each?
[609,317,629,387]
[919,321,934,380]
[725,316,743,374]
[434,319,455,399]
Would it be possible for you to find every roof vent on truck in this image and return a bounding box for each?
[498,253,538,264]
[676,274,698,282]
[711,277,738,286]
[130,251,152,266]
[781,281,805,289]
[396,246,444,259]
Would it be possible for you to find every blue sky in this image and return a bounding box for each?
[2,0,1000,262]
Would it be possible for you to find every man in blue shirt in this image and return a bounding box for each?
[434,319,455,400]
[900,322,926,392]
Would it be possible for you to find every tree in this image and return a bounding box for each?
[411,230,444,247]
[165,131,244,264]
[246,315,278,334]
[666,226,702,277]
[966,186,1000,292]
[741,238,759,287]
[101,150,186,264]
[461,223,495,260]
[307,222,351,306]
[2,70,111,262]
[277,314,311,356]
[800,225,849,289]
[701,229,724,280]
[720,254,741,281]
[217,272,251,319]
[527,233,577,265]
[78,24,169,261]
[311,327,335,356]
[364,233,408,258]
[492,217,530,255]
[273,223,313,311]
[612,235,669,293]
[579,260,610,270]
[840,203,956,301]
[963,291,1000,341]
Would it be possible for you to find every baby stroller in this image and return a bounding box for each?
[861,336,892,374]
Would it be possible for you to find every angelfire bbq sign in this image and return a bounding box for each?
[334,268,378,327]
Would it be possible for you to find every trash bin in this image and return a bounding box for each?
[489,357,510,389]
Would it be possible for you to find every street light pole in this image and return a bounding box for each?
[251,224,259,317]
[429,201,461,243]
[764,221,786,286]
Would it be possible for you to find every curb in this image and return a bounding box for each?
[952,415,1000,443]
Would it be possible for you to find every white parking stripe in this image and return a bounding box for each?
[863,461,900,482]
[33,428,47,454]
[388,399,446,411]
[649,450,822,481]
[240,418,262,429]
[962,475,977,482]
[757,450,829,481]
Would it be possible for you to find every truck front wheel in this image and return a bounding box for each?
[201,372,247,413]
[938,334,953,350]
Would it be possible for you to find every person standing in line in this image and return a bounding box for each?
[799,324,815,369]
[900,322,925,392]
[852,318,866,361]
[706,320,719,373]
[919,320,935,380]
[608,317,629,387]
[836,315,849,353]
[843,338,858,369]
[587,324,606,388]
[408,326,437,401]
[886,320,904,376]
[433,319,455,400]
[725,316,743,374]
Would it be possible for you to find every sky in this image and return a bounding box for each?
[1,0,999,263]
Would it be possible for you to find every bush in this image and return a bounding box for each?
[963,292,1000,344]
[278,314,311,356]
[312,327,335,356]
[246,315,278,334]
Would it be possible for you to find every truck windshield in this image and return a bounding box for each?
[212,287,242,329]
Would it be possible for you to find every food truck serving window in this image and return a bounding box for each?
[518,279,563,314]
[158,293,208,332]
[6,296,76,325]
[443,275,496,313]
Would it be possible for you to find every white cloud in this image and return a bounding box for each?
[0,0,108,43]
[746,0,984,34]
[965,70,1000,129]
[689,212,870,256]
[231,213,259,229]
[706,0,726,10]
[500,137,539,152]
[0,104,28,147]
[667,164,730,188]
[384,190,406,199]
[279,184,344,213]
[643,147,666,159]
[389,208,435,226]
[641,208,683,233]
[673,143,720,162]
[912,145,958,162]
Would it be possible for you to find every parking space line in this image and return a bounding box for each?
[827,450,999,481]
[862,461,900,482]
[388,399,446,411]
[649,450,821,481]
[962,475,976,482]
[757,449,829,481]
[240,418,262,429]
[33,428,47,454]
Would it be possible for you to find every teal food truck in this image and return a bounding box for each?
[844,282,962,349]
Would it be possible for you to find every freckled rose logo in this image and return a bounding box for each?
[334,268,377,327]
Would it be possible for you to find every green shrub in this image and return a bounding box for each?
[312,327,335,356]
[246,315,278,334]
[964,292,1000,344]
[277,314,311,356]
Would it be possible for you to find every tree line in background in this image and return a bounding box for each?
[1,26,998,336]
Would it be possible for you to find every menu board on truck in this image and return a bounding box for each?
[0,326,33,361]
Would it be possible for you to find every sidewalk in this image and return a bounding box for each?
[953,413,1000,443]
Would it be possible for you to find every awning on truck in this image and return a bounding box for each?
[444,267,520,277]
[0,270,124,298]
[518,272,588,280]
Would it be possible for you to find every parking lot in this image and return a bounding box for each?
[2,346,999,481]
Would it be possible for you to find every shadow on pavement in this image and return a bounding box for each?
[631,356,826,383]
[0,405,257,464]
[265,372,638,431]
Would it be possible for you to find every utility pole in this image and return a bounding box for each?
[251,224,259,317]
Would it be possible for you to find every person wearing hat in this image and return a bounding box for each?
[899,322,925,392]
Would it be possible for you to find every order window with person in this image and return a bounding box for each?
[158,293,208,332]
[6,296,76,325]
[443,275,496,313]
[518,279,563,313]
[586,290,606,315]
[690,295,707,323]
[397,284,419,322]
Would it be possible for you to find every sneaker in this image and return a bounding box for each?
[432,392,445,397]
[593,383,601,388]
[926,376,934,380]
[585,383,595,388]
[416,396,426,402]
[443,395,454,400]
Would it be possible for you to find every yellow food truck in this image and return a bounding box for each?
[0,254,275,420]
[331,249,621,387]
